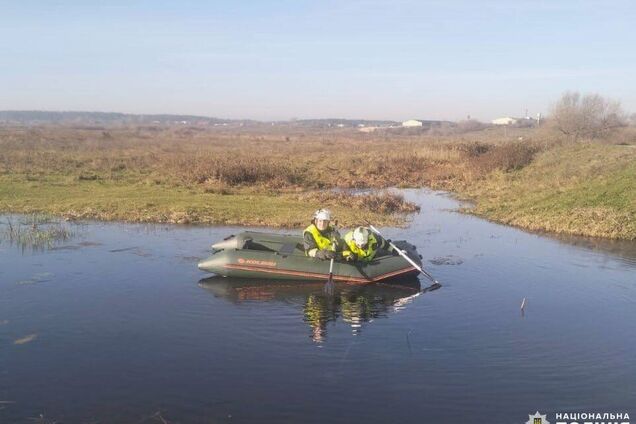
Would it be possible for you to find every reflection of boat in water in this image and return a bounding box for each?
[197,231,422,283]
[198,276,435,342]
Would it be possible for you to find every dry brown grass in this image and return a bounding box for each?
[2,124,634,237]
[296,190,420,215]
[0,125,542,193]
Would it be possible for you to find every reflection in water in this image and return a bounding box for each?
[199,277,430,342]
[548,232,636,267]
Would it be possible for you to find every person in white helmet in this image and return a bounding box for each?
[342,226,396,262]
[303,209,343,260]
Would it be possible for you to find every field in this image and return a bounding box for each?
[0,124,634,238]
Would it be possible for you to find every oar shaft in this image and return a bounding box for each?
[323,242,336,295]
[367,224,439,285]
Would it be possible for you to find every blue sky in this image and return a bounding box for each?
[1,0,634,120]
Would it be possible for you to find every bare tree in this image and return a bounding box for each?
[550,91,627,141]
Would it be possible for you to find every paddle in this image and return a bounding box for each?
[365,222,441,287]
[322,220,340,296]
[323,242,336,295]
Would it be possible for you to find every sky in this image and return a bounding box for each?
[1,0,635,121]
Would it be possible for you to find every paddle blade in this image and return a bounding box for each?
[421,282,442,293]
[323,274,335,295]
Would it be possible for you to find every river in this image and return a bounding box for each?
[1,189,635,423]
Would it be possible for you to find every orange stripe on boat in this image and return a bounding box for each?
[223,263,417,283]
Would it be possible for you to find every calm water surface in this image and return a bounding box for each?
[1,190,635,423]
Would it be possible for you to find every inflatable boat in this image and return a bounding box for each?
[197,231,422,283]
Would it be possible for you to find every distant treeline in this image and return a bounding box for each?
[0,110,443,129]
[288,118,400,127]
[0,110,232,126]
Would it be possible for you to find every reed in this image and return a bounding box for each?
[2,214,74,250]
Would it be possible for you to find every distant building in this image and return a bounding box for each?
[491,117,518,125]
[402,119,423,127]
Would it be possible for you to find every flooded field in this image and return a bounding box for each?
[1,190,635,423]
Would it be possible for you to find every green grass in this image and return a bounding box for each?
[0,174,411,228]
[461,144,636,239]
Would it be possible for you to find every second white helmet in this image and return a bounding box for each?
[353,227,369,247]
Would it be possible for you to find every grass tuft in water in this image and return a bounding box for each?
[2,214,74,250]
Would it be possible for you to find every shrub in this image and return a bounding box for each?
[297,190,420,215]
[470,142,540,174]
[174,155,305,187]
[454,142,491,157]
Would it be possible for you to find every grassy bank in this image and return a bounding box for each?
[0,174,415,227]
[457,143,636,239]
[0,125,634,238]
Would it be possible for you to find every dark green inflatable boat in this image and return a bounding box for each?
[198,231,422,283]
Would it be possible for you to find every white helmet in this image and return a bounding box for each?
[353,227,369,247]
[313,209,331,221]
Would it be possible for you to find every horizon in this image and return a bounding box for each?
[0,109,462,123]
[1,1,635,121]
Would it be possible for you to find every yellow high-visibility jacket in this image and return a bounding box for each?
[303,224,341,257]
[342,230,390,262]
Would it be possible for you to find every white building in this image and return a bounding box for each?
[402,119,423,127]
[491,117,518,125]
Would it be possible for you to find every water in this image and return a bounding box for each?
[1,190,635,423]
